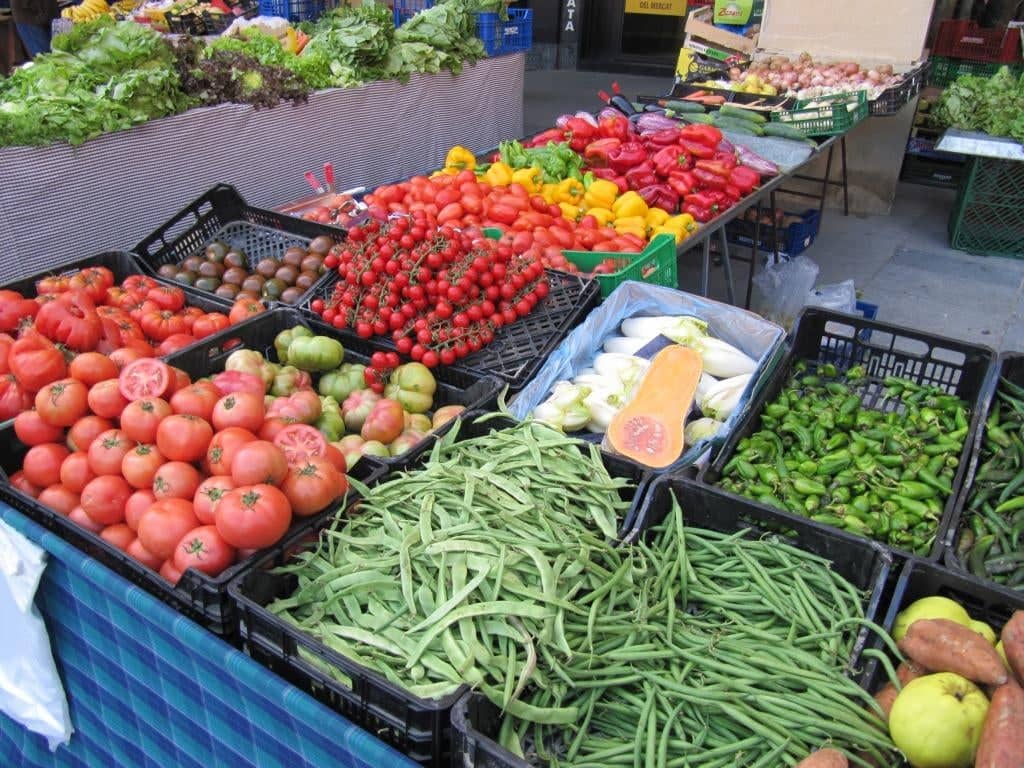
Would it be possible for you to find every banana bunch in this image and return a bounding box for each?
[61,0,112,21]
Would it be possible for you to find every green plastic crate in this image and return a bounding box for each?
[928,56,1024,88]
[770,91,869,137]
[563,233,678,298]
[949,156,1024,257]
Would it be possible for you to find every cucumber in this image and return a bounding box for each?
[678,113,715,124]
[719,104,767,124]
[664,100,706,114]
[710,115,763,136]
[762,122,809,141]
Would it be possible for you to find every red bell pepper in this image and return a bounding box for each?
[591,167,629,195]
[652,145,691,178]
[684,192,717,209]
[528,128,564,147]
[729,165,760,195]
[565,117,598,149]
[598,115,631,141]
[693,167,728,191]
[725,184,743,201]
[607,141,649,175]
[666,172,694,198]
[683,203,716,223]
[583,138,622,167]
[625,162,658,191]
[638,184,680,213]
[644,127,682,147]
[679,139,715,160]
[705,189,734,209]
[679,124,723,147]
[713,150,738,168]
[695,159,734,178]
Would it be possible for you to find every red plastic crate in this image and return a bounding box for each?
[934,19,1022,64]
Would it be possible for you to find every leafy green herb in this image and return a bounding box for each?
[934,66,1024,141]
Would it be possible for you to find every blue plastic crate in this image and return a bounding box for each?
[476,8,532,56]
[727,208,822,258]
[393,0,433,26]
[257,0,326,24]
[856,299,878,342]
[0,504,417,768]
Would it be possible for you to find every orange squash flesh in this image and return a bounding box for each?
[605,346,703,468]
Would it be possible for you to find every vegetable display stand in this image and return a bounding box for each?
[561,233,678,298]
[725,208,821,258]
[476,8,532,57]
[944,352,1024,595]
[934,19,1023,65]
[172,307,504,466]
[0,504,417,768]
[770,91,869,137]
[451,474,893,768]
[0,418,383,638]
[927,56,1024,88]
[703,307,997,560]
[948,156,1024,258]
[229,414,650,767]
[133,184,345,309]
[257,0,325,23]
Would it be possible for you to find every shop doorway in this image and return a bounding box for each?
[579,0,687,74]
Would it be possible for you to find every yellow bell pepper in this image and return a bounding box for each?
[583,179,619,211]
[645,208,670,229]
[484,162,513,187]
[665,213,698,235]
[651,225,685,245]
[431,169,455,178]
[584,207,616,227]
[613,216,648,240]
[540,183,560,204]
[444,145,476,172]
[611,191,649,220]
[558,202,581,222]
[511,167,542,193]
[555,177,584,205]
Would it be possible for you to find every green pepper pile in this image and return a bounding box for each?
[497,140,586,184]
[718,362,970,555]
[952,375,1024,589]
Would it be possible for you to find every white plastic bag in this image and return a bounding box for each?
[805,279,857,315]
[751,255,820,330]
[0,521,72,750]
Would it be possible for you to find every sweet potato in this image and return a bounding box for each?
[795,748,849,768]
[1002,610,1024,685]
[872,682,898,721]
[896,659,927,686]
[975,679,1024,768]
[898,618,1009,686]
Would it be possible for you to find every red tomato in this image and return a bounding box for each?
[205,427,257,476]
[119,397,172,444]
[121,444,165,489]
[166,366,191,395]
[152,461,202,501]
[68,505,103,532]
[0,290,39,334]
[211,392,265,433]
[156,414,213,463]
[23,442,70,487]
[230,441,289,486]
[273,424,328,466]
[87,379,128,420]
[258,416,298,442]
[14,410,64,446]
[100,523,135,552]
[126,538,163,570]
[34,379,89,427]
[97,317,150,357]
[0,333,13,375]
[211,370,265,397]
[68,353,119,387]
[159,558,184,585]
[34,290,102,351]
[172,525,236,577]
[8,333,67,393]
[119,358,171,401]
[155,334,195,356]
[80,474,132,525]
[68,267,114,302]
[125,489,157,532]
[281,458,343,517]
[170,381,221,421]
[87,429,137,476]
[323,443,348,474]
[192,313,230,340]
[9,470,41,498]
[146,285,186,312]
[67,415,114,453]
[228,299,265,325]
[137,498,199,561]
[109,346,148,371]
[193,476,237,525]
[0,373,32,421]
[215,484,292,549]
[122,275,157,294]
[59,451,96,493]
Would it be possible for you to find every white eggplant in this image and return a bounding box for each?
[619,315,708,345]
[691,337,757,378]
[602,336,649,356]
[699,373,752,421]
[684,417,724,446]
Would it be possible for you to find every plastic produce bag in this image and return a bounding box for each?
[806,279,856,314]
[751,254,820,330]
[509,281,785,473]
[0,521,72,750]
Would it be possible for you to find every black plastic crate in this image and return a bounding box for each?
[944,352,1024,594]
[0,422,383,639]
[452,473,893,768]
[133,184,346,309]
[703,307,998,560]
[859,557,1023,700]
[305,269,600,392]
[166,307,503,466]
[229,414,651,766]
[870,62,928,117]
[900,150,966,190]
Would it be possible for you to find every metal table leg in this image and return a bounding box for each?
[718,227,736,305]
[819,145,835,217]
[700,237,711,296]
[840,135,850,217]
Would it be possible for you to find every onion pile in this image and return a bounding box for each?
[736,53,904,99]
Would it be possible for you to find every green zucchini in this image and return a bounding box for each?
[664,100,706,114]
[710,115,763,136]
[678,113,715,124]
[719,104,767,124]
[762,122,809,141]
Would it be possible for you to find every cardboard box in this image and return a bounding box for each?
[758,0,934,66]
[684,5,757,55]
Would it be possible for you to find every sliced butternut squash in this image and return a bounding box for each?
[604,346,702,468]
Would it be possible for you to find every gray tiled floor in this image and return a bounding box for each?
[524,69,1024,351]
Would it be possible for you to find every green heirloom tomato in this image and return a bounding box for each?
[271,365,312,397]
[225,349,277,391]
[287,335,344,372]
[360,440,390,459]
[318,363,367,402]
[342,389,380,432]
[274,325,314,364]
[336,435,364,469]
[316,396,346,441]
[387,362,437,414]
